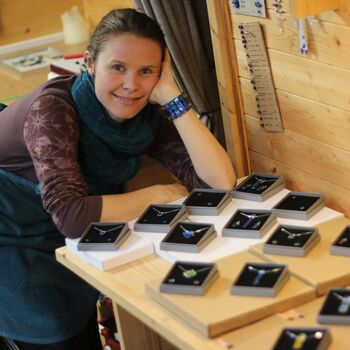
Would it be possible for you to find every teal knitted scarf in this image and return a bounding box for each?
[71,71,160,195]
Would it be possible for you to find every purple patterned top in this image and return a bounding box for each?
[0,75,208,238]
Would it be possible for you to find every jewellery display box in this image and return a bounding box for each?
[272,327,331,350]
[231,262,290,297]
[160,221,217,253]
[231,172,285,202]
[318,288,350,325]
[160,261,219,296]
[77,222,131,251]
[329,225,350,257]
[264,225,320,257]
[222,209,276,239]
[133,204,188,233]
[272,192,325,220]
[182,188,231,215]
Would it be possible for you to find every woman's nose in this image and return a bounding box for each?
[122,72,139,91]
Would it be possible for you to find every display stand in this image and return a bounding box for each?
[78,222,131,251]
[232,172,285,202]
[160,261,219,296]
[145,250,315,337]
[134,204,188,233]
[318,288,350,325]
[222,209,276,239]
[183,189,231,215]
[273,192,325,220]
[250,216,350,295]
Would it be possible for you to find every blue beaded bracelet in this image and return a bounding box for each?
[160,93,192,121]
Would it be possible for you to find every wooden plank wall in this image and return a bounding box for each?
[0,0,84,45]
[229,0,350,216]
[82,0,134,29]
[0,0,134,46]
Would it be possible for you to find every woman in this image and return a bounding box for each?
[0,8,235,350]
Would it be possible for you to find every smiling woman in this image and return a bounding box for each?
[87,34,163,123]
[0,8,235,350]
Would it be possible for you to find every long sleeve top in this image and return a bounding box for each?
[0,75,207,238]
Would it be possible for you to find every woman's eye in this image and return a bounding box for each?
[140,68,152,75]
[113,64,125,72]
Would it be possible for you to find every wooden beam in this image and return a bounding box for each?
[206,0,250,178]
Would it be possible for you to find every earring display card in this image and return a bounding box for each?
[222,209,276,239]
[231,0,267,18]
[231,262,289,297]
[134,204,188,233]
[318,288,350,325]
[160,222,217,253]
[263,225,320,257]
[272,327,331,350]
[330,225,350,256]
[273,192,325,220]
[183,189,231,215]
[160,261,219,295]
[78,222,131,251]
[232,172,285,202]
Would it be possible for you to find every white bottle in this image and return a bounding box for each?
[61,6,89,45]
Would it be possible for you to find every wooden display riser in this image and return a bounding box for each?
[218,296,350,350]
[250,216,350,295]
[145,250,316,338]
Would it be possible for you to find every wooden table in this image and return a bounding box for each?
[56,214,350,350]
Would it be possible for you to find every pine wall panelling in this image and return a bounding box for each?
[82,0,134,29]
[0,0,84,45]
[226,0,350,216]
[206,0,251,178]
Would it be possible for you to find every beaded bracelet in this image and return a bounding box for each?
[160,93,192,121]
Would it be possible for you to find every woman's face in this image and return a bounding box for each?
[91,33,162,123]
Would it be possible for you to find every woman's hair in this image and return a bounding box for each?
[88,8,166,62]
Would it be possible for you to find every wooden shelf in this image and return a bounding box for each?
[290,0,339,18]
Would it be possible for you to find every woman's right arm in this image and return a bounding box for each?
[100,183,188,223]
[24,94,187,238]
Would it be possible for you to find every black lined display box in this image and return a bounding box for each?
[231,262,290,297]
[330,225,350,256]
[78,222,131,251]
[159,261,219,296]
[272,192,325,220]
[145,250,315,338]
[231,172,285,202]
[272,327,331,350]
[182,188,231,215]
[160,221,217,253]
[133,204,188,233]
[222,209,276,239]
[264,225,320,257]
[318,288,350,325]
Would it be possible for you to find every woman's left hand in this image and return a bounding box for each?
[149,50,181,106]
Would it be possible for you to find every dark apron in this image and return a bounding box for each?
[0,168,98,344]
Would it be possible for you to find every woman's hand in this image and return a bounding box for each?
[149,50,181,106]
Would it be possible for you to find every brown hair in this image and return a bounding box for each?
[88,8,166,62]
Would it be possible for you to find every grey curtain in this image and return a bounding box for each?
[133,0,226,147]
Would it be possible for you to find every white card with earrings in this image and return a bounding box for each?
[231,0,267,18]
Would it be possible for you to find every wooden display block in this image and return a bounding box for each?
[250,216,350,296]
[219,296,349,350]
[65,234,154,271]
[145,251,315,338]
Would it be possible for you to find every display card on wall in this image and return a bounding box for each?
[231,0,267,18]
